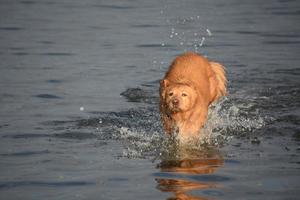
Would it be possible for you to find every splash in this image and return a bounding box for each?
[166,26,211,53]
[118,95,266,159]
[162,15,213,53]
[206,97,266,136]
[52,88,267,160]
[118,127,162,159]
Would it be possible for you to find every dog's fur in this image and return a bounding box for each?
[159,52,227,138]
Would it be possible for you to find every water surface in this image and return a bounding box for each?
[0,0,299,199]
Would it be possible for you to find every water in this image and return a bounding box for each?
[0,0,299,199]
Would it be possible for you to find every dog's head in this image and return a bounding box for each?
[160,79,197,113]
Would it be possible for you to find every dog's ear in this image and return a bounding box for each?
[160,79,170,88]
[159,79,170,100]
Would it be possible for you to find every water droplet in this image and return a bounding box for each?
[251,137,260,145]
[199,37,205,47]
[206,29,212,36]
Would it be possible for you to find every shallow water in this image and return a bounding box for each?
[0,0,300,199]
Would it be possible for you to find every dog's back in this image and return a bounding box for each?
[165,52,210,84]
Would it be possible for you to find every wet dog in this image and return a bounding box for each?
[159,52,227,139]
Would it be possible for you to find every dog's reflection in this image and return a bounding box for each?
[156,148,223,200]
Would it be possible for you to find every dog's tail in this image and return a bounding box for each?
[209,62,227,102]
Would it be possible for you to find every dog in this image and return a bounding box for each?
[159,52,227,139]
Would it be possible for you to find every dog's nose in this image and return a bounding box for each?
[172,99,179,106]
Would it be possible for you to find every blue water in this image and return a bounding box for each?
[0,0,299,199]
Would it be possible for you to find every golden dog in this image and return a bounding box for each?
[159,52,227,139]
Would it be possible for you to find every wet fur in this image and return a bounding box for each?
[160,52,227,138]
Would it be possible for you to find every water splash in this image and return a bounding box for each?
[163,15,213,53]
[116,94,266,159]
[47,87,267,160]
[166,27,211,52]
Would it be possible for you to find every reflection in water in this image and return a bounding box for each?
[156,147,223,200]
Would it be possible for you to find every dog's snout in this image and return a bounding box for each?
[172,98,179,105]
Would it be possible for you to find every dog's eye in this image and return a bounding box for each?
[168,92,173,96]
[182,93,187,97]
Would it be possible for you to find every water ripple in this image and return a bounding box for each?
[0,27,24,31]
[34,94,62,99]
[2,133,49,139]
[0,150,49,157]
[39,52,75,56]
[0,181,95,189]
[92,4,135,10]
[136,44,174,48]
[191,174,231,182]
